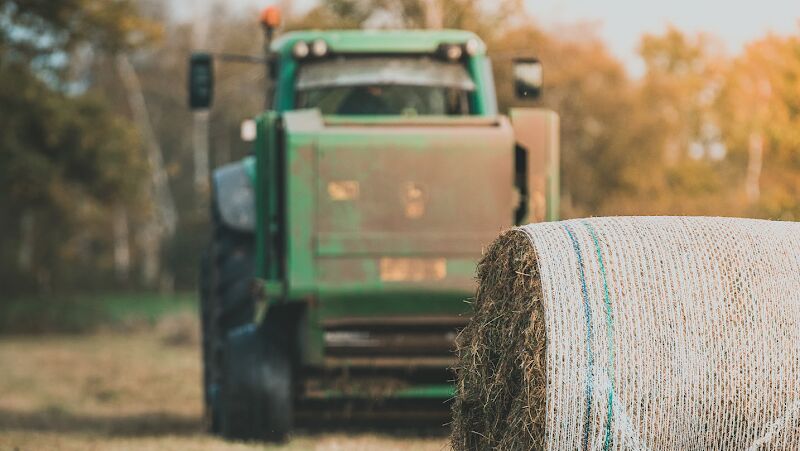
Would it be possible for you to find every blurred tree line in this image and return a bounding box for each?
[1,0,799,297]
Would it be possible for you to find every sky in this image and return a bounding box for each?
[172,0,800,75]
[524,0,800,75]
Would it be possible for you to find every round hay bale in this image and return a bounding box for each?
[452,217,800,450]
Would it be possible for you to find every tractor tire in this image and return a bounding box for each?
[200,197,256,434]
[219,323,293,442]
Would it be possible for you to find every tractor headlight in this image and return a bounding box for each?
[444,45,464,61]
[464,38,480,56]
[445,44,463,61]
[292,40,309,59]
[311,39,328,57]
[437,43,465,61]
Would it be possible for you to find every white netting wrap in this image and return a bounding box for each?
[452,216,800,450]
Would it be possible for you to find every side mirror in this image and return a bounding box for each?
[513,58,543,100]
[189,52,214,109]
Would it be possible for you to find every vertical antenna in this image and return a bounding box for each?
[260,7,282,109]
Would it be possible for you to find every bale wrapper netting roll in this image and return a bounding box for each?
[452,216,800,450]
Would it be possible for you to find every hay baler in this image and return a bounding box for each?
[190,14,559,441]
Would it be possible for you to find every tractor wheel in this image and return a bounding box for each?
[200,198,256,434]
[219,323,293,442]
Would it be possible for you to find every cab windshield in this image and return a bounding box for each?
[295,57,474,116]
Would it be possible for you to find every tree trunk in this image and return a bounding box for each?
[112,204,131,282]
[138,221,160,288]
[116,54,178,287]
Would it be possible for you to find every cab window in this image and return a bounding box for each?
[295,57,474,116]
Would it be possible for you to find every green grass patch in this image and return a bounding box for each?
[0,292,197,334]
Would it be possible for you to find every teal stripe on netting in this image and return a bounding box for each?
[583,221,615,451]
[562,223,593,451]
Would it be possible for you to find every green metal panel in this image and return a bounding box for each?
[284,131,317,296]
[273,110,516,368]
[272,29,486,56]
[274,52,296,112]
[254,115,268,279]
[467,55,498,116]
[280,110,514,306]
[254,112,283,282]
[310,383,454,400]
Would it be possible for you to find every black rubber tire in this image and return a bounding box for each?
[199,196,256,434]
[219,323,293,442]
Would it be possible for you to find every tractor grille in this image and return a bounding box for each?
[320,316,465,364]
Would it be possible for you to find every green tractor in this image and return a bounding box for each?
[190,9,559,442]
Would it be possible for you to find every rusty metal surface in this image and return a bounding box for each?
[324,330,456,356]
[314,257,478,291]
[322,356,456,369]
[321,315,468,329]
[324,115,501,127]
[284,108,502,129]
[315,232,499,256]
[378,257,447,282]
[315,119,515,258]
[280,110,518,368]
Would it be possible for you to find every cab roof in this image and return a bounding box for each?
[271,29,486,56]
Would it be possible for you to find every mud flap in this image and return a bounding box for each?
[219,322,292,442]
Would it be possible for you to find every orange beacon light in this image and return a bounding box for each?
[260,6,281,30]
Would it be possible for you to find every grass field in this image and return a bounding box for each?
[0,298,449,450]
[0,292,197,334]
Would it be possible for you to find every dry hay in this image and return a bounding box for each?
[452,217,800,450]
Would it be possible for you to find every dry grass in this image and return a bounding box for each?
[0,313,447,451]
[451,230,546,450]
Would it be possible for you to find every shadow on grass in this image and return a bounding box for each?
[0,403,451,439]
[0,408,202,437]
